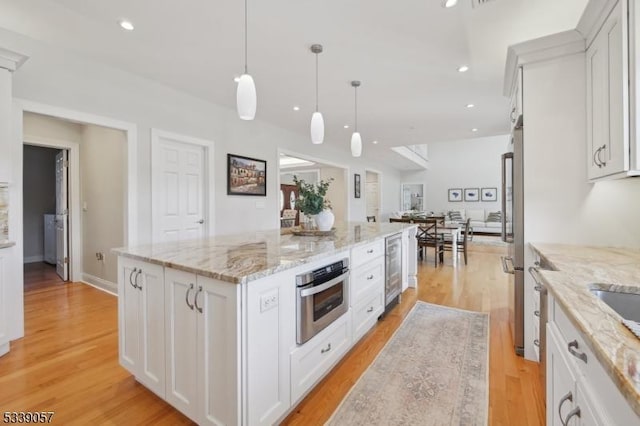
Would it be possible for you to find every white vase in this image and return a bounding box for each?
[314,209,334,232]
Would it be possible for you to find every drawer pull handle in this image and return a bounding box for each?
[558,391,573,425]
[534,310,540,317]
[568,340,587,363]
[534,339,540,347]
[563,407,581,426]
[321,343,332,354]
[367,274,374,280]
[367,249,374,254]
[367,306,374,313]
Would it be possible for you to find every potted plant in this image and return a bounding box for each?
[293,175,335,231]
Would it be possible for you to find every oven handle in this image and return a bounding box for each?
[299,272,349,298]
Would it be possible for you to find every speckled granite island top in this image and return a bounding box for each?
[114,222,414,284]
[530,243,640,416]
[0,240,15,249]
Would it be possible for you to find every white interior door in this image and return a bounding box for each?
[365,180,379,218]
[55,150,68,281]
[152,136,205,243]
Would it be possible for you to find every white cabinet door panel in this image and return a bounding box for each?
[119,259,140,372]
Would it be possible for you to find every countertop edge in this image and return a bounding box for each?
[530,243,640,418]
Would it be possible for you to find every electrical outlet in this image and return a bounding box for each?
[260,290,278,313]
[96,252,104,261]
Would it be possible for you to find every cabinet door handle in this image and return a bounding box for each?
[563,407,581,425]
[534,310,540,317]
[597,144,607,167]
[194,285,203,313]
[558,391,573,425]
[593,146,602,167]
[534,339,540,347]
[511,107,517,123]
[367,306,374,313]
[567,340,587,363]
[135,270,143,290]
[321,343,332,354]
[129,268,138,289]
[185,283,195,310]
[367,249,374,254]
[367,274,374,280]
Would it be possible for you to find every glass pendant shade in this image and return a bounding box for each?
[310,111,324,144]
[351,132,362,157]
[236,73,256,120]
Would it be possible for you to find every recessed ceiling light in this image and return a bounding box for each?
[466,104,475,108]
[344,125,349,129]
[119,20,134,31]
[372,140,378,144]
[442,0,458,8]
[471,128,478,132]
[457,65,469,73]
[233,76,241,83]
[293,106,300,111]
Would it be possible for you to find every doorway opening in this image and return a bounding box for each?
[22,145,67,288]
[365,170,381,222]
[278,151,349,229]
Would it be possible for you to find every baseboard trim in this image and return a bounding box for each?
[81,273,117,296]
[0,342,9,357]
[23,255,44,264]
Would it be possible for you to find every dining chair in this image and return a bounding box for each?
[416,222,444,266]
[281,209,297,228]
[443,218,471,265]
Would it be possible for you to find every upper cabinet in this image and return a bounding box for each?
[585,0,631,180]
[582,0,640,181]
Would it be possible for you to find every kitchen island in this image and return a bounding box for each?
[113,222,418,425]
[530,244,640,425]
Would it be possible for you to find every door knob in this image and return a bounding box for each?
[196,219,204,224]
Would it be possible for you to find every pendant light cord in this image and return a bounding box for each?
[315,53,319,112]
[244,0,248,73]
[354,86,358,131]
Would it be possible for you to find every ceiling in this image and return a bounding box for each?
[0,0,587,169]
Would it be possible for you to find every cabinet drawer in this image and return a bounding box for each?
[350,260,384,305]
[551,299,596,380]
[290,313,351,404]
[352,288,384,343]
[351,240,384,269]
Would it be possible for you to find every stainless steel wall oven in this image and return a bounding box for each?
[296,258,349,344]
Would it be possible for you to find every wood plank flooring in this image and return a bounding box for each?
[1,248,544,425]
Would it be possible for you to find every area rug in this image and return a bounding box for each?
[327,302,489,426]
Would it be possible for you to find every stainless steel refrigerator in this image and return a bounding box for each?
[501,116,525,356]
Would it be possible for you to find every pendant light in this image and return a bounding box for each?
[350,80,362,157]
[236,0,256,120]
[310,44,324,144]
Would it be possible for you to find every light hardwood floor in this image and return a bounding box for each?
[1,248,544,425]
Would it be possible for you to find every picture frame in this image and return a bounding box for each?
[448,188,463,202]
[481,187,498,202]
[354,174,361,198]
[464,188,479,202]
[227,154,267,196]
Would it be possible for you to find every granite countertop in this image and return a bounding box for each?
[0,240,15,249]
[113,222,414,284]
[530,243,640,417]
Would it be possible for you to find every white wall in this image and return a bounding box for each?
[280,170,319,186]
[418,135,508,215]
[80,124,125,285]
[319,166,347,225]
[22,145,58,262]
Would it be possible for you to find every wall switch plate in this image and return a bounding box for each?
[260,290,278,313]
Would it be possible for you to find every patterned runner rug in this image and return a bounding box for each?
[327,302,489,426]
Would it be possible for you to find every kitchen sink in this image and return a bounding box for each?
[589,288,640,323]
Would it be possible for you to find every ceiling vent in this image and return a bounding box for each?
[472,0,496,8]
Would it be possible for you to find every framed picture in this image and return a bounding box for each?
[481,187,498,202]
[464,188,479,202]
[227,154,267,196]
[354,174,361,198]
[448,188,463,202]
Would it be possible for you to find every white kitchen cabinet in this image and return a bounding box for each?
[245,270,295,426]
[117,257,165,397]
[509,67,523,130]
[164,267,240,425]
[0,249,9,357]
[350,243,385,343]
[586,0,630,180]
[547,295,638,425]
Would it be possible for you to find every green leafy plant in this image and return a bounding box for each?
[293,176,334,215]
